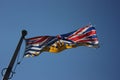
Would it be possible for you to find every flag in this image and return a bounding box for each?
[24,24,99,57]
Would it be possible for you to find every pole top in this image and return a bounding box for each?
[22,30,27,37]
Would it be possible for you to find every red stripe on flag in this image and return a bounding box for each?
[72,25,91,36]
[74,27,86,35]
[27,36,49,44]
[69,30,96,42]
[68,27,88,39]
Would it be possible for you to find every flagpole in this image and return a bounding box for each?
[2,30,27,80]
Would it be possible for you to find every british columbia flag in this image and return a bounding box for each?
[24,24,99,57]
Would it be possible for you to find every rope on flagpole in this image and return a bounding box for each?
[1,68,15,79]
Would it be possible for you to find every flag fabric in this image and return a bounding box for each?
[24,24,99,57]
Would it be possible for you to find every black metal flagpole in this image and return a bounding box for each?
[2,30,27,80]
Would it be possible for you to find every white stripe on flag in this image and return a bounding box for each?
[26,50,40,54]
[31,47,42,50]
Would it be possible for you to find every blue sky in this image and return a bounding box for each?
[0,0,120,80]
